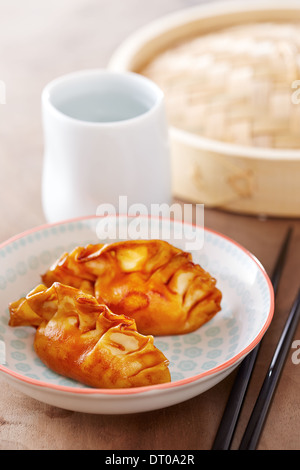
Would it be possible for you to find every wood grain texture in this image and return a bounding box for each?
[0,0,299,450]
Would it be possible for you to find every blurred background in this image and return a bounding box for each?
[0,0,299,450]
[0,0,224,240]
[2,0,300,241]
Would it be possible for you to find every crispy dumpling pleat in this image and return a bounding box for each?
[41,245,97,296]
[9,282,171,388]
[41,240,222,335]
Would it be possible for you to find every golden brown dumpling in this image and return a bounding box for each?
[9,282,171,388]
[42,240,222,336]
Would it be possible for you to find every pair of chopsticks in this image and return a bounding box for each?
[212,227,300,450]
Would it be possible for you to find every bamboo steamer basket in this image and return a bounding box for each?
[108,0,300,217]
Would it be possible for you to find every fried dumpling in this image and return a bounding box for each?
[42,240,222,335]
[41,245,97,297]
[9,282,171,388]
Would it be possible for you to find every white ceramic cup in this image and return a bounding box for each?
[41,69,171,223]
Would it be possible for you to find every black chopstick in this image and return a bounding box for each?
[212,226,293,450]
[239,288,300,450]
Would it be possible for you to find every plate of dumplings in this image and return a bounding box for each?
[0,215,274,413]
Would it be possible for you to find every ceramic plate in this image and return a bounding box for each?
[0,215,274,414]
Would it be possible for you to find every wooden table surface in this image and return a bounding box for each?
[0,0,299,451]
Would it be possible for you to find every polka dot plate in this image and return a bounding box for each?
[0,215,274,414]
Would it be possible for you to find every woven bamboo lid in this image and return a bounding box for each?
[109,2,300,216]
[141,22,300,149]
